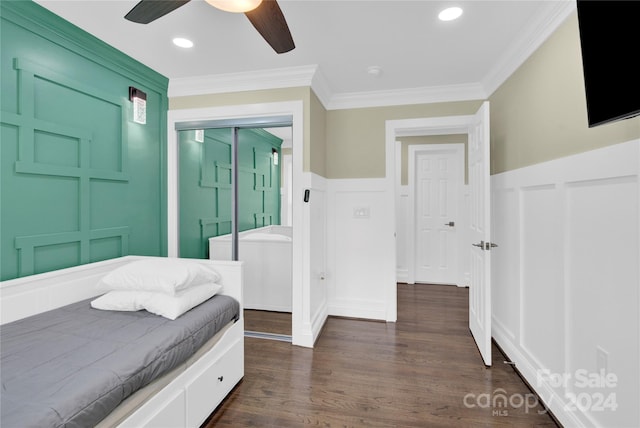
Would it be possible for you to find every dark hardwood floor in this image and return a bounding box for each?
[204,283,559,427]
[244,309,292,336]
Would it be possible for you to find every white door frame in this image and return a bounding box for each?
[281,153,293,227]
[167,101,312,347]
[386,114,476,322]
[407,143,465,285]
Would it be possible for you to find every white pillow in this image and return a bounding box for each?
[97,258,220,295]
[90,283,222,320]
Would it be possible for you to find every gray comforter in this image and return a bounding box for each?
[0,294,239,428]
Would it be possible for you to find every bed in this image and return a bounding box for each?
[0,255,244,428]
[209,225,292,312]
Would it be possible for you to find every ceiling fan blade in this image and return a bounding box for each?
[125,0,191,24]
[245,0,295,54]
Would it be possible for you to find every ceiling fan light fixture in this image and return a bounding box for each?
[205,0,263,13]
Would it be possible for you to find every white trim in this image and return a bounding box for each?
[168,65,318,98]
[166,3,573,110]
[394,115,474,137]
[394,143,410,283]
[328,298,387,321]
[166,101,313,347]
[386,115,481,324]
[297,171,328,347]
[482,1,575,97]
[492,321,584,428]
[309,66,334,109]
[325,83,486,111]
[491,139,640,428]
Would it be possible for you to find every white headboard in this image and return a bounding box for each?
[0,256,243,325]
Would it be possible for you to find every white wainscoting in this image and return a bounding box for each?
[326,178,395,321]
[295,172,329,347]
[307,173,329,344]
[491,139,639,428]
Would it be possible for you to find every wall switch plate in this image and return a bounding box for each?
[353,206,370,219]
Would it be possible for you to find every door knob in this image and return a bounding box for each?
[472,241,498,250]
[444,221,455,227]
[472,241,485,248]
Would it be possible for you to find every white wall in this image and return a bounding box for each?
[305,172,328,344]
[326,178,395,321]
[491,139,640,428]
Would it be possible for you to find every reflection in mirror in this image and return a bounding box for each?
[178,126,293,339]
[179,128,233,260]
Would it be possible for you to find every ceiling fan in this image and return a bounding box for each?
[124,0,295,54]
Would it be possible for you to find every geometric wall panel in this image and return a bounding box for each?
[2,0,168,281]
[5,58,129,277]
[179,128,282,259]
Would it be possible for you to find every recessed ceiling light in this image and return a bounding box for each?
[438,7,463,21]
[367,65,383,77]
[173,37,194,48]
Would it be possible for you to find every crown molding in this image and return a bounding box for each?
[323,83,486,111]
[3,0,169,93]
[309,67,333,108]
[168,1,574,110]
[482,0,576,97]
[168,64,318,98]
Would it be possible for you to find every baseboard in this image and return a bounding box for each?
[328,299,387,321]
[493,314,596,428]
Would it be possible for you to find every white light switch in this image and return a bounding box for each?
[353,206,370,219]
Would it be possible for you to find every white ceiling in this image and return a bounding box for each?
[33,0,574,105]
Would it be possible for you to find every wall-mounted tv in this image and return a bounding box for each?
[576,0,640,128]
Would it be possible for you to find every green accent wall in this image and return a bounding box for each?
[179,128,282,259]
[1,0,169,280]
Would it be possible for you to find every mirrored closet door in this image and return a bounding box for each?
[177,123,293,340]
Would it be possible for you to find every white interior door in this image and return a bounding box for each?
[411,146,462,284]
[468,101,492,366]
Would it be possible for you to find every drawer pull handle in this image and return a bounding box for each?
[218,376,224,382]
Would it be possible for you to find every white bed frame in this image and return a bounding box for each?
[0,255,244,428]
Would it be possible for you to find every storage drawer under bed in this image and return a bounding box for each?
[118,324,244,428]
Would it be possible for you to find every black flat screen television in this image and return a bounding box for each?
[576,0,640,128]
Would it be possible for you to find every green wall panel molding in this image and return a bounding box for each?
[1,0,168,280]
[0,0,168,94]
[237,129,282,233]
[15,227,129,277]
[179,128,282,259]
